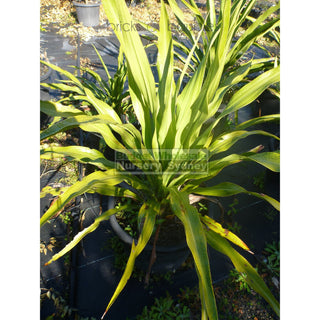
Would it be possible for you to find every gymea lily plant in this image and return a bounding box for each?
[40,0,280,319]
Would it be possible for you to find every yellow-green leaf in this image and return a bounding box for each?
[40,100,85,118]
[169,188,218,320]
[201,215,252,252]
[40,145,116,170]
[194,182,280,211]
[40,170,125,226]
[206,229,280,316]
[101,201,158,319]
[44,205,130,266]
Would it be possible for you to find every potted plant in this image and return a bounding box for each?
[40,49,52,82]
[40,0,280,319]
[108,196,191,274]
[73,0,101,27]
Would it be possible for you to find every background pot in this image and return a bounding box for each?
[251,90,280,118]
[73,1,101,27]
[40,62,52,82]
[109,213,190,273]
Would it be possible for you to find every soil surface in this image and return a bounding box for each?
[154,215,186,247]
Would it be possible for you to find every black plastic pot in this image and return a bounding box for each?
[251,90,280,117]
[109,213,190,273]
[40,63,52,82]
[73,1,101,27]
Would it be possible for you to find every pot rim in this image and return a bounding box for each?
[73,1,101,7]
[40,61,52,82]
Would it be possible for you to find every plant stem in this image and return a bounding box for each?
[144,223,161,286]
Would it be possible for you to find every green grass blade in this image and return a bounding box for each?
[76,76,104,99]
[177,0,233,147]
[247,57,278,74]
[229,0,245,29]
[233,18,280,64]
[100,0,156,103]
[186,60,255,150]
[203,59,253,121]
[40,185,69,199]
[217,0,231,59]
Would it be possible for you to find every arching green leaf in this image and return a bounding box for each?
[40,170,125,226]
[44,205,130,266]
[193,182,280,211]
[40,145,116,170]
[206,229,280,316]
[201,215,252,252]
[169,188,218,320]
[40,100,85,118]
[101,201,158,319]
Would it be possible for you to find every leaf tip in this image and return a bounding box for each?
[101,309,107,320]
[44,259,53,266]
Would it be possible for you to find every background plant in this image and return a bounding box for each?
[40,0,280,319]
[140,0,280,96]
[229,269,252,293]
[136,294,191,320]
[114,198,140,238]
[262,241,280,277]
[137,277,278,320]
[253,170,266,190]
[41,45,134,124]
[41,287,97,320]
